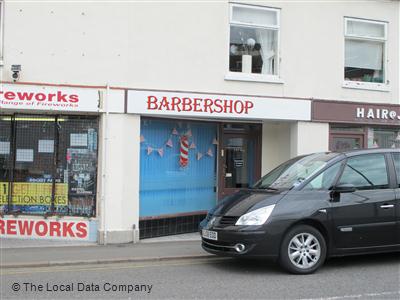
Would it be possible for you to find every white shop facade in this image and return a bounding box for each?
[126,89,320,239]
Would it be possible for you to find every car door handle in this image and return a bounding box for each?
[380,204,394,209]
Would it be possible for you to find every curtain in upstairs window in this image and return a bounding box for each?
[345,39,383,70]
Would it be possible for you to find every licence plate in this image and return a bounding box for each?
[202,229,218,241]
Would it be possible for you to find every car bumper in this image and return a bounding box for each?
[199,220,281,258]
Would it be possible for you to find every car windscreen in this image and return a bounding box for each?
[253,152,340,190]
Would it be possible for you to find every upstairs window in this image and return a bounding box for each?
[229,4,280,78]
[0,1,3,61]
[344,18,387,85]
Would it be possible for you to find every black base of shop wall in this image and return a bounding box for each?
[139,214,206,239]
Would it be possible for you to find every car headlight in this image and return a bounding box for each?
[235,205,275,226]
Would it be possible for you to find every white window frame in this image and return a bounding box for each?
[0,1,3,65]
[343,17,389,92]
[225,3,282,84]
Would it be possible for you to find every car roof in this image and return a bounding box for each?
[335,148,400,157]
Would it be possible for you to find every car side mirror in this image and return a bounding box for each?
[334,184,356,193]
[329,184,356,202]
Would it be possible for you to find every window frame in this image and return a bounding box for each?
[226,3,282,83]
[343,17,388,92]
[392,152,400,188]
[0,0,4,64]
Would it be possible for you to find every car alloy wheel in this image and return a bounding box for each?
[288,233,321,269]
[279,225,326,274]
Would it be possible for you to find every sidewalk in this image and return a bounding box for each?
[0,233,210,268]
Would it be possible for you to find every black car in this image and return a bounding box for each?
[200,149,400,274]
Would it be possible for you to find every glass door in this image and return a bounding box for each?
[218,124,261,199]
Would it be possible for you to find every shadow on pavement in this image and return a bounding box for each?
[206,251,400,275]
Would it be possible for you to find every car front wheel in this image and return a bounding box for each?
[279,225,327,274]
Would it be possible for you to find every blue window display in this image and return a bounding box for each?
[139,119,218,217]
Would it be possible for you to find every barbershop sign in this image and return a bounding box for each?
[0,83,100,112]
[127,90,311,121]
[312,100,400,125]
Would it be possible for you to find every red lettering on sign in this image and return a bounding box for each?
[62,222,75,237]
[159,97,171,111]
[244,101,254,114]
[35,221,48,237]
[49,221,62,237]
[182,98,192,112]
[75,222,88,238]
[69,94,79,103]
[171,97,181,112]
[147,96,158,110]
[4,91,16,100]
[16,92,34,101]
[204,99,213,113]
[0,219,4,234]
[18,220,34,235]
[7,220,17,235]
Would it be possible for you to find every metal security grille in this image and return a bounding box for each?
[0,114,99,217]
[0,116,12,214]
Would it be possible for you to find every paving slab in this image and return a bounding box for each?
[0,239,210,268]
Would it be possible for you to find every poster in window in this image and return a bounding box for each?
[70,134,88,147]
[16,149,34,162]
[0,142,10,155]
[38,140,55,153]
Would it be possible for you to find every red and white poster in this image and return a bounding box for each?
[0,83,100,112]
[0,217,93,241]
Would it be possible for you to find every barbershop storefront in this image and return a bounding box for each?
[128,90,311,238]
[312,100,400,151]
[0,84,100,241]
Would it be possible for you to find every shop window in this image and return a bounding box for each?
[368,128,400,148]
[344,18,387,86]
[139,119,217,218]
[228,4,280,80]
[0,115,98,217]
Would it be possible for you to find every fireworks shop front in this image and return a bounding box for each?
[0,83,100,241]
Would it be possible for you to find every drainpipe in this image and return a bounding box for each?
[100,84,110,244]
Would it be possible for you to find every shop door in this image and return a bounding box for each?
[330,133,364,151]
[219,125,261,199]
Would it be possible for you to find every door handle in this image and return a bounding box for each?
[380,204,394,209]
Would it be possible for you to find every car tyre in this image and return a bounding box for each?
[279,225,326,274]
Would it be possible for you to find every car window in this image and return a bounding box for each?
[303,162,342,191]
[393,153,400,188]
[338,154,389,190]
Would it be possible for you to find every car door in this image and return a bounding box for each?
[331,153,397,249]
[392,152,400,244]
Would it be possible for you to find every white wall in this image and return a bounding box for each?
[98,112,140,244]
[261,121,291,174]
[1,0,398,104]
[290,122,330,157]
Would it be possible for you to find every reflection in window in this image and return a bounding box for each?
[229,4,279,76]
[339,154,388,189]
[303,163,342,191]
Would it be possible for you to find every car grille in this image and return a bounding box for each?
[218,216,239,226]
